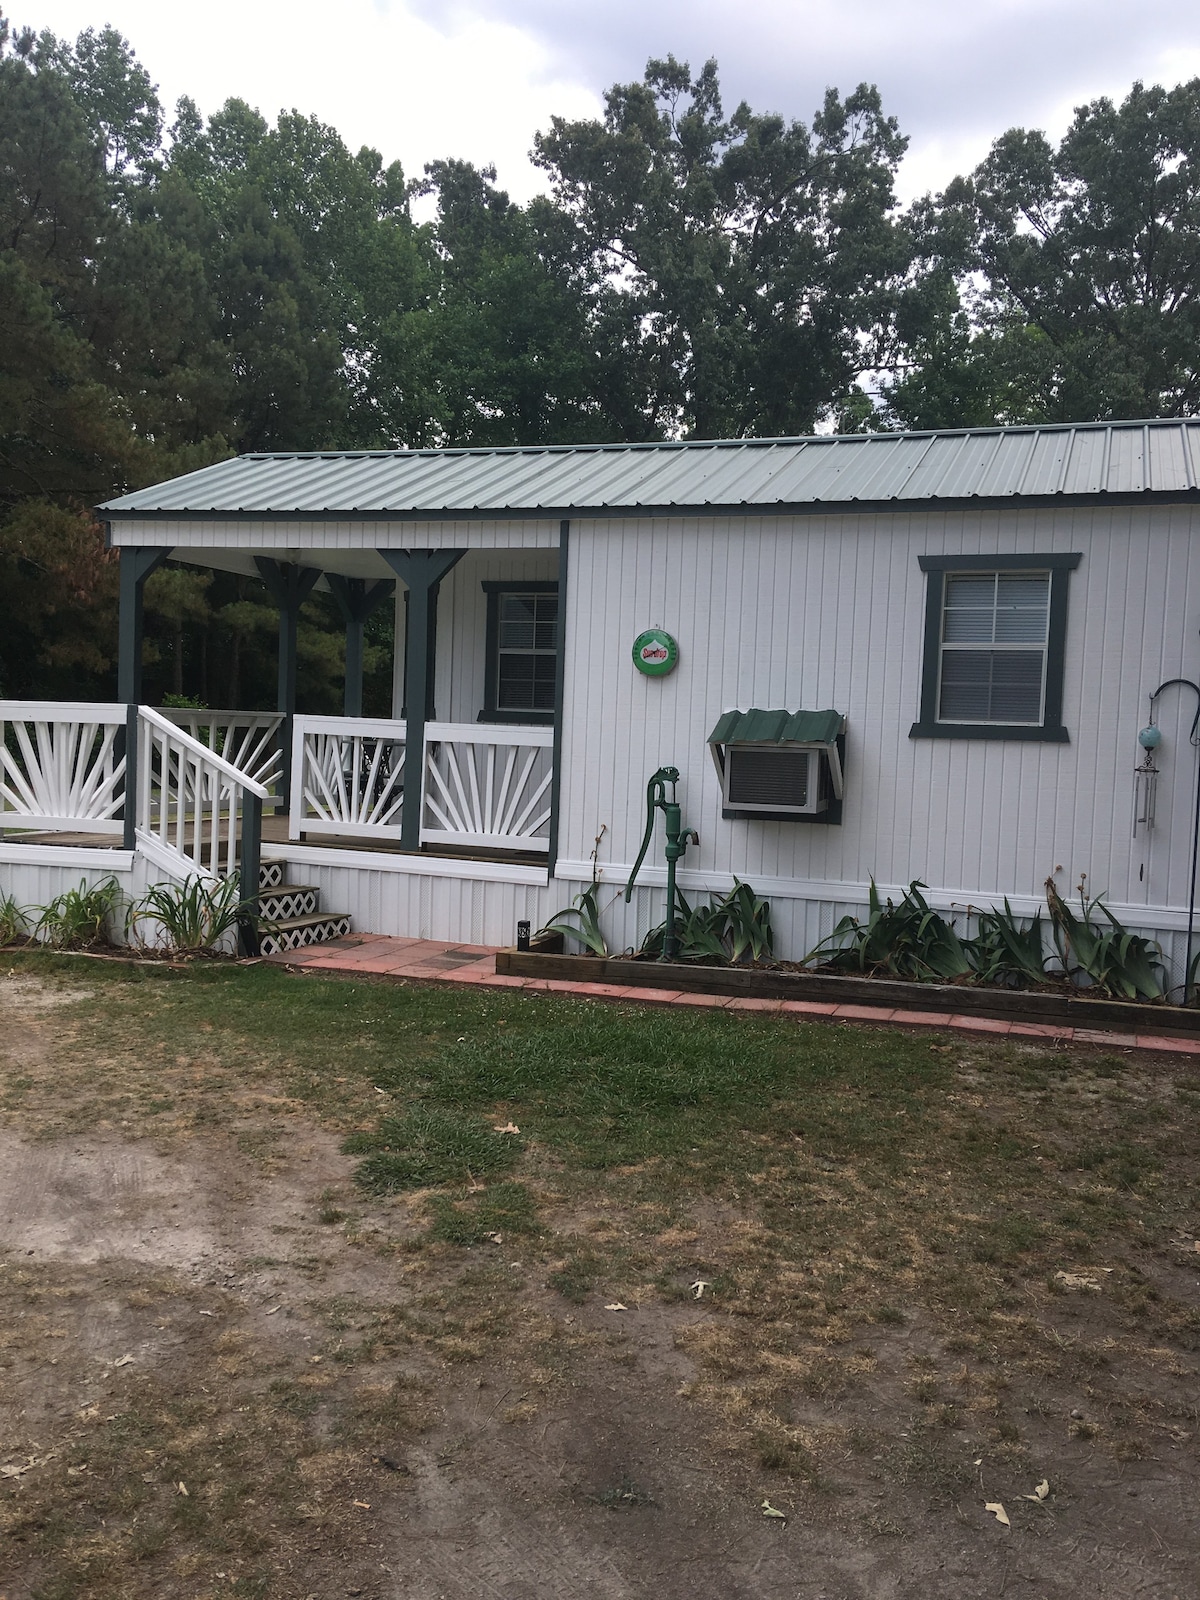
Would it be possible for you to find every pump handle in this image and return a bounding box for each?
[624,765,679,901]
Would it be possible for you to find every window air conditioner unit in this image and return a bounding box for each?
[707,708,846,824]
[722,743,830,817]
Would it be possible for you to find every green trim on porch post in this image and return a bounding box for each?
[255,557,321,808]
[121,700,139,851]
[328,575,395,718]
[378,549,466,852]
[548,521,569,875]
[117,547,168,703]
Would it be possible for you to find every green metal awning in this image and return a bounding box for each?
[707,707,845,747]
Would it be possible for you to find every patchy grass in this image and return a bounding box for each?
[3,949,1200,1596]
[352,1106,524,1192]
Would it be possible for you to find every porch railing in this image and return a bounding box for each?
[421,722,553,854]
[2,700,555,864]
[156,708,283,809]
[289,715,407,840]
[138,704,270,881]
[0,701,127,833]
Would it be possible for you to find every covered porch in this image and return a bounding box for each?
[5,511,566,870]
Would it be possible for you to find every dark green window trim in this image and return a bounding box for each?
[479,579,558,726]
[910,552,1081,742]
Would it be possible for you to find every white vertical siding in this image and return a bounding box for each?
[556,504,1200,963]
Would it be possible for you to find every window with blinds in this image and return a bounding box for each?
[480,583,559,721]
[497,590,558,711]
[910,551,1079,743]
[938,572,1050,724]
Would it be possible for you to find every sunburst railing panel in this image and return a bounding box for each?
[421,722,553,854]
[0,701,127,833]
[289,715,407,840]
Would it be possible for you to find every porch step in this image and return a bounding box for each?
[258,883,321,921]
[252,858,351,954]
[258,911,353,956]
[260,860,285,890]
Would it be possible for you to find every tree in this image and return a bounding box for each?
[406,159,610,445]
[890,79,1200,426]
[533,56,916,437]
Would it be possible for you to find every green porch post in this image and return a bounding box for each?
[378,549,465,852]
[255,558,321,809]
[117,547,169,704]
[327,576,395,718]
[547,520,569,875]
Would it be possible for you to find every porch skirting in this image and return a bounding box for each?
[3,837,1198,988]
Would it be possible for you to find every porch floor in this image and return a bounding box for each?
[261,934,1200,1056]
[2,814,545,864]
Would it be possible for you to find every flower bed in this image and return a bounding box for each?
[494,948,1200,1040]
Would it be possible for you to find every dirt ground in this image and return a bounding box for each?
[1,966,1198,1599]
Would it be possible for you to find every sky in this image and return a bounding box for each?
[13,0,1200,204]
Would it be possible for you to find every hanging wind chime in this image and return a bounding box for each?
[1133,716,1161,838]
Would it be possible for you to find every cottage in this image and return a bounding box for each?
[3,422,1199,980]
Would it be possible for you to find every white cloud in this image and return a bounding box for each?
[18,0,1200,204]
[19,0,601,199]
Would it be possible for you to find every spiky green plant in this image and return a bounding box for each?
[722,879,774,963]
[1045,877,1164,1001]
[539,883,610,956]
[637,881,774,964]
[804,880,973,982]
[966,900,1049,987]
[0,891,29,946]
[127,873,253,956]
[34,877,122,949]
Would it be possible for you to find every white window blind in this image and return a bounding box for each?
[938,572,1050,724]
[496,590,559,711]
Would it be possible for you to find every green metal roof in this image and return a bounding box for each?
[708,708,845,746]
[99,420,1200,521]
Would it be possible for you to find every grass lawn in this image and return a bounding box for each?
[1,951,1198,1598]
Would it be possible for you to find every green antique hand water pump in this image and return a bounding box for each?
[624,766,699,960]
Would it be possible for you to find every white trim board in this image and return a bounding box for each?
[553,860,1197,934]
[0,844,135,871]
[261,844,549,887]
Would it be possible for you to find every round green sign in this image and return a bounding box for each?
[632,628,678,676]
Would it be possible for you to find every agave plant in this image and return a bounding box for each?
[804,880,973,983]
[722,880,774,964]
[639,886,729,962]
[1044,877,1164,1001]
[966,899,1049,987]
[128,872,253,956]
[538,883,609,956]
[638,881,774,964]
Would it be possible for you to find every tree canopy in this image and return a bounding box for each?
[2,10,1199,702]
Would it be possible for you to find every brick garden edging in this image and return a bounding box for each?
[495,949,1200,1041]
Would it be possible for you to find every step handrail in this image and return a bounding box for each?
[138,704,271,800]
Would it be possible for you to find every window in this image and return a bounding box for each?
[481,581,559,723]
[910,553,1081,742]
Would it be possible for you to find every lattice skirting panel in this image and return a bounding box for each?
[259,914,352,955]
[258,887,319,920]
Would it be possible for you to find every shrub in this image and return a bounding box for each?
[127,873,251,956]
[1045,877,1165,1001]
[34,877,122,949]
[805,880,972,982]
[0,891,30,946]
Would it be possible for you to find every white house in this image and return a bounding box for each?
[3,422,1200,981]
